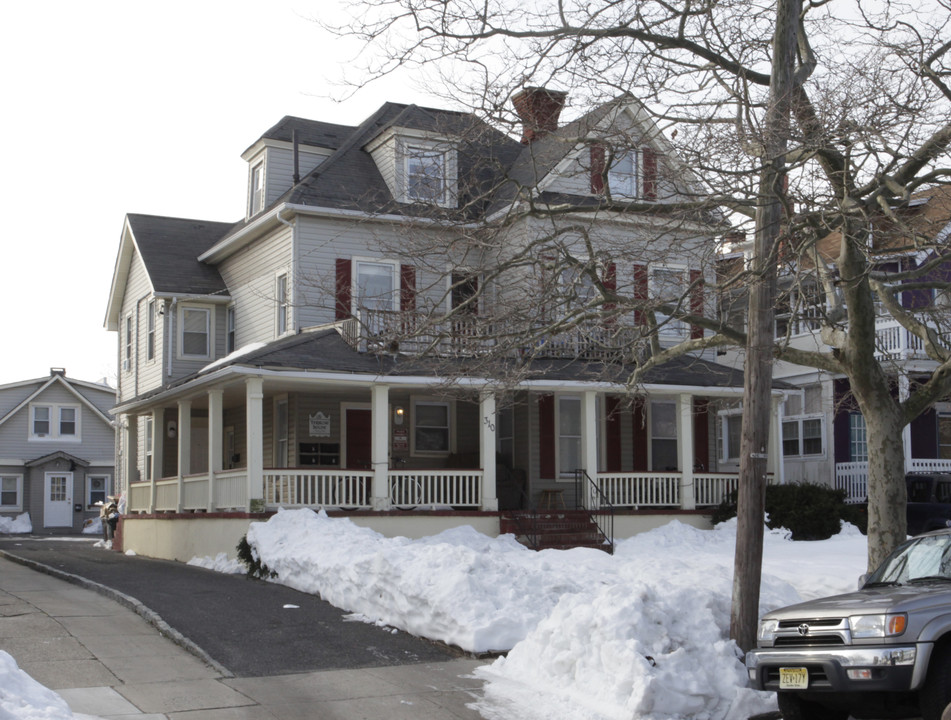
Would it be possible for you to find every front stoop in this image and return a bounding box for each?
[500,510,611,552]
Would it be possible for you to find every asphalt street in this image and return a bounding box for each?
[0,536,460,678]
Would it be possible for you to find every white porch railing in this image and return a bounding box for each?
[214,470,249,510]
[694,473,741,507]
[388,470,482,508]
[835,459,951,503]
[264,469,374,509]
[597,472,682,507]
[128,482,151,513]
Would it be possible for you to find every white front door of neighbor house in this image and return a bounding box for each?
[44,472,73,527]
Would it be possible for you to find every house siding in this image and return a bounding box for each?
[265,146,329,207]
[118,250,159,403]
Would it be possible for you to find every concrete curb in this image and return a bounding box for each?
[0,548,234,679]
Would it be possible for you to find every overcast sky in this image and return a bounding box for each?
[0,1,434,388]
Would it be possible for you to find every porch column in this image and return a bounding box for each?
[678,393,696,510]
[207,388,223,512]
[150,408,164,513]
[120,414,135,500]
[246,377,264,511]
[176,399,192,512]
[899,375,912,473]
[767,394,785,485]
[371,385,390,510]
[581,391,599,508]
[479,390,498,511]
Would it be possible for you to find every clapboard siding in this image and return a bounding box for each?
[218,226,294,345]
[117,250,158,402]
[265,147,329,207]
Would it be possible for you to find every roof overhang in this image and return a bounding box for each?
[104,216,156,332]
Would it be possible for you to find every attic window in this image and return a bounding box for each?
[608,150,637,198]
[406,147,446,203]
[249,162,265,215]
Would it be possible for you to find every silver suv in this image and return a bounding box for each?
[746,528,951,720]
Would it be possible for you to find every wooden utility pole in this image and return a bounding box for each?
[730,0,800,653]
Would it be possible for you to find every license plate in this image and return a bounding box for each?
[779,667,808,690]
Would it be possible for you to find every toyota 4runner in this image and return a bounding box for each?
[746,528,951,720]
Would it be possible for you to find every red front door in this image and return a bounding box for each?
[346,409,372,469]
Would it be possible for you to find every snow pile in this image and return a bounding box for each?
[0,650,96,720]
[82,517,102,535]
[0,512,31,534]
[243,509,870,720]
[187,552,244,574]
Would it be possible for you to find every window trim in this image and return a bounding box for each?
[649,264,688,336]
[30,403,81,441]
[86,474,111,509]
[249,161,265,216]
[124,314,133,372]
[0,474,23,512]
[177,303,213,360]
[276,274,289,336]
[410,397,454,457]
[146,300,156,362]
[273,396,289,468]
[226,305,236,354]
[718,409,743,462]
[556,395,583,480]
[353,258,400,315]
[782,414,826,458]
[405,145,447,203]
[144,416,154,482]
[607,149,638,198]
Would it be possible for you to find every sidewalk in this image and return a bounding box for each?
[0,556,486,719]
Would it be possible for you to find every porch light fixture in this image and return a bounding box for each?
[394,406,405,425]
[167,421,177,439]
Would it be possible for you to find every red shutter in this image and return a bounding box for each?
[642,148,657,201]
[690,269,704,339]
[633,264,648,325]
[693,398,709,471]
[539,394,555,479]
[400,265,416,313]
[632,398,648,472]
[590,145,606,194]
[606,395,622,473]
[335,258,351,320]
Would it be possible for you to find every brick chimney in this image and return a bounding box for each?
[512,87,567,144]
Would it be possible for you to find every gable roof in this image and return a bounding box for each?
[105,214,235,330]
[0,373,114,431]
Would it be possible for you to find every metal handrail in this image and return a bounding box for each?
[575,469,615,554]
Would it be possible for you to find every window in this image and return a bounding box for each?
[406,147,445,203]
[30,404,80,440]
[850,413,868,462]
[87,475,110,508]
[146,300,155,361]
[250,162,265,215]
[145,416,153,481]
[0,475,22,511]
[721,414,742,461]
[276,275,289,335]
[783,416,824,457]
[451,272,479,315]
[497,406,514,467]
[775,285,822,338]
[940,415,951,460]
[274,398,289,468]
[651,267,686,335]
[124,315,133,371]
[608,150,637,197]
[180,306,211,358]
[413,400,451,454]
[226,305,236,354]
[355,261,398,313]
[651,401,678,471]
[558,396,582,478]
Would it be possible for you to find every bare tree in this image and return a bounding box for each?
[323,0,951,650]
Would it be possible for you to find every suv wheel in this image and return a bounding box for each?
[921,646,951,720]
[777,692,848,720]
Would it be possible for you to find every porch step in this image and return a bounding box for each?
[501,510,611,552]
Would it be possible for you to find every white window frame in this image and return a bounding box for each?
[718,410,743,462]
[86,474,111,509]
[0,474,23,512]
[650,265,687,336]
[405,146,447,204]
[273,396,289,468]
[124,314,133,372]
[178,304,212,360]
[353,258,399,315]
[146,300,156,361]
[607,149,638,198]
[226,305,236,354]
[30,403,81,441]
[849,413,868,463]
[650,400,679,471]
[782,415,825,458]
[249,162,265,216]
[411,398,454,456]
[144,416,154,481]
[276,274,289,336]
[556,395,582,480]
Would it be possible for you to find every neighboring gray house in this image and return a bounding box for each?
[0,369,116,532]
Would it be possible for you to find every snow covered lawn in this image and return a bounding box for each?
[242,508,869,720]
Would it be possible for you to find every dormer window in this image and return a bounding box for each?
[249,162,265,215]
[406,147,446,203]
[608,150,637,198]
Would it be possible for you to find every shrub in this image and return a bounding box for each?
[236,534,276,579]
[712,482,867,540]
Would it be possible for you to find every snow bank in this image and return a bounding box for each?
[187,552,245,574]
[0,650,87,719]
[243,509,870,720]
[0,512,31,534]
